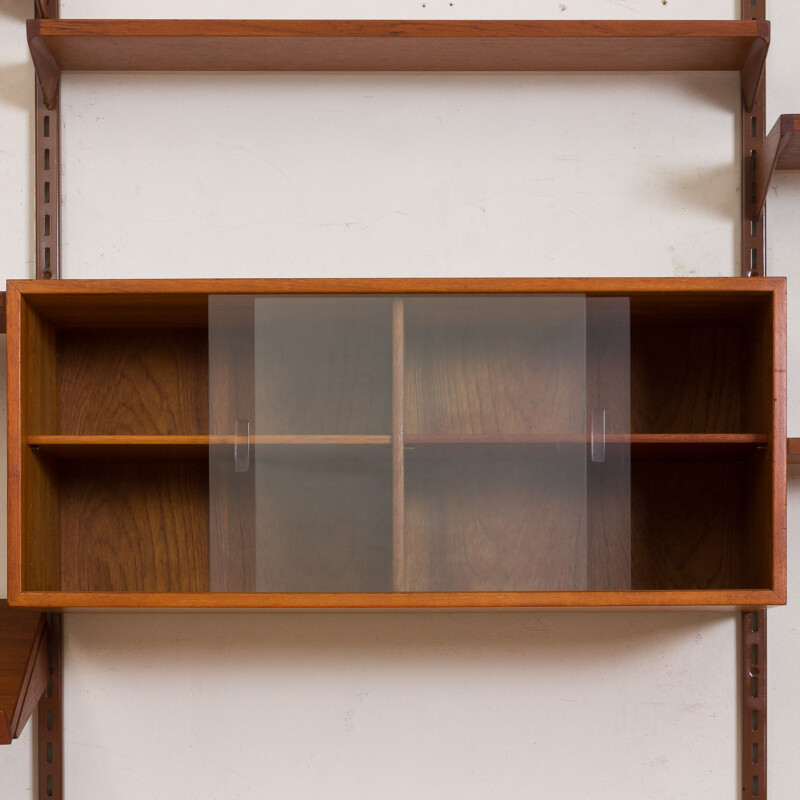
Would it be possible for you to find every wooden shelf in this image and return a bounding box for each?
[28,434,392,459]
[405,433,767,444]
[27,19,769,110]
[28,433,764,460]
[0,602,49,745]
[405,433,769,459]
[756,114,800,213]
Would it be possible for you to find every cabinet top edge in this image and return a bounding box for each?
[6,277,786,296]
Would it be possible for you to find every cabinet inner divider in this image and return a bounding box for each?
[392,296,405,592]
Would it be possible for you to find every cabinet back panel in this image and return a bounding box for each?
[405,296,586,435]
[250,445,392,592]
[403,444,587,591]
[630,326,743,433]
[59,461,209,593]
[631,459,753,590]
[253,297,393,435]
[59,329,209,435]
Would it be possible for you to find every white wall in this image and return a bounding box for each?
[0,0,797,797]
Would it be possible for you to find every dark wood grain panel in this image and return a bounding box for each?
[60,461,209,593]
[632,459,758,590]
[405,296,586,436]
[253,296,392,435]
[404,444,586,591]
[253,446,392,592]
[631,326,744,434]
[59,328,208,435]
[28,19,766,73]
[0,602,48,742]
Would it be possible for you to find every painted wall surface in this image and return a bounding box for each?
[0,0,798,797]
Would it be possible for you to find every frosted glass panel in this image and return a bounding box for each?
[209,294,630,593]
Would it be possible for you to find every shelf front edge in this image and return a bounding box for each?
[9,590,785,610]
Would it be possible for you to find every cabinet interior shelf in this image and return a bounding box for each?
[27,433,769,460]
[27,19,769,110]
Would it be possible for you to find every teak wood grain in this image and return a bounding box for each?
[7,590,785,611]
[0,602,49,743]
[59,461,209,593]
[59,328,208,435]
[403,444,587,591]
[631,326,746,433]
[5,278,786,609]
[632,460,749,590]
[404,296,586,436]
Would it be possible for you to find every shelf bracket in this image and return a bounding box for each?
[742,610,767,799]
[754,115,800,215]
[741,0,766,276]
[37,614,63,800]
[32,0,61,279]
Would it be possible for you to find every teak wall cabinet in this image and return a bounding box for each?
[5,278,786,610]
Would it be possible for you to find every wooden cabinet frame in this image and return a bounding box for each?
[5,277,787,610]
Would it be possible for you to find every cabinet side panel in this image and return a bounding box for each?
[17,296,60,592]
[740,292,785,593]
[209,297,255,592]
